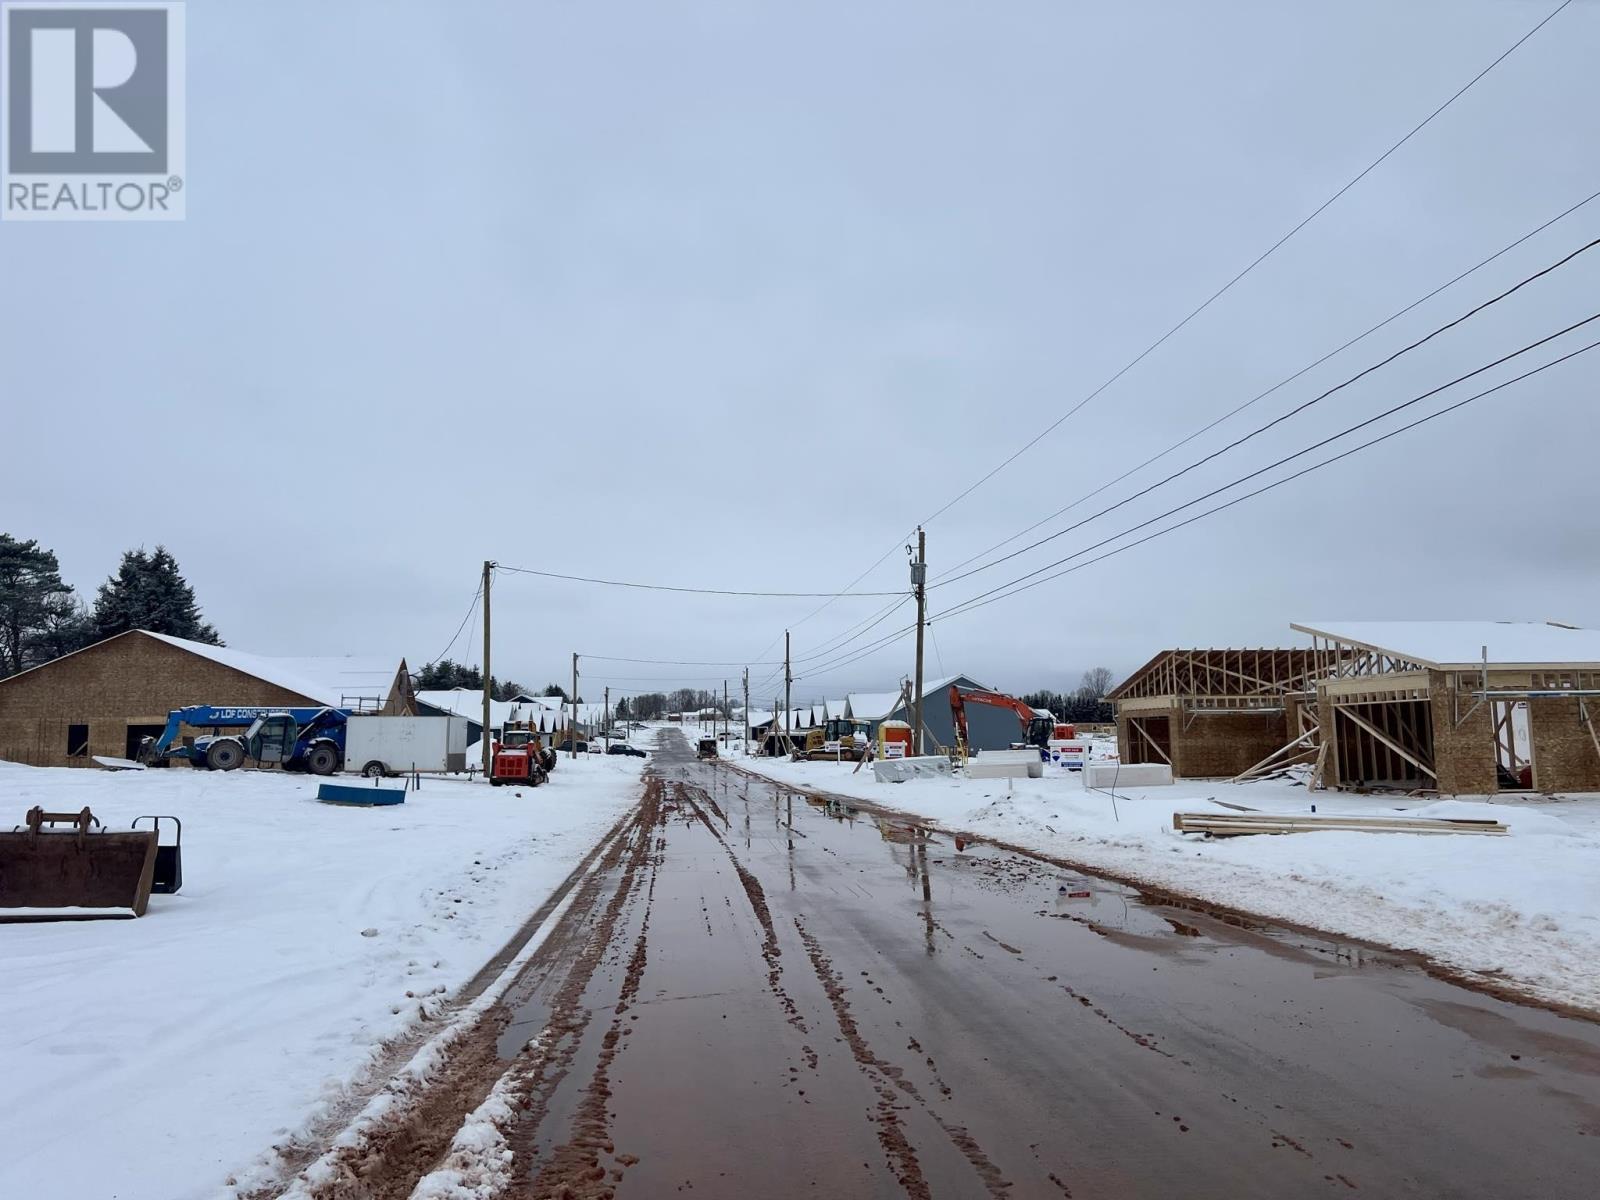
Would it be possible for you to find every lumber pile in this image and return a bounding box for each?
[1172,811,1507,837]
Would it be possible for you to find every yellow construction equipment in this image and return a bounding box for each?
[801,718,871,761]
[0,807,161,919]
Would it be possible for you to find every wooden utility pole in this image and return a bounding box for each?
[604,686,610,752]
[911,527,926,756]
[723,679,729,745]
[742,667,749,757]
[784,630,792,745]
[570,652,579,759]
[481,560,493,774]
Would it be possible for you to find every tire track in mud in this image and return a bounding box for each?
[502,776,667,1198]
[237,805,639,1200]
[259,781,661,1200]
[674,780,807,1035]
[519,828,661,1198]
[793,917,1015,1199]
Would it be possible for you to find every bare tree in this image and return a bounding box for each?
[1080,666,1115,699]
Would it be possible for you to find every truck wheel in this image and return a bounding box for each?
[361,760,389,779]
[305,744,339,776]
[206,740,245,771]
[490,777,503,787]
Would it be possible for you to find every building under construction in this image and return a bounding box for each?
[1294,621,1600,795]
[1108,622,1600,794]
[1107,648,1322,779]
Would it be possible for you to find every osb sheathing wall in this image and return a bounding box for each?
[1117,706,1287,777]
[0,633,315,768]
[1528,695,1600,791]
[1428,673,1498,796]
[1172,711,1287,778]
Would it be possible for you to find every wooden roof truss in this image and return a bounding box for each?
[1111,649,1326,712]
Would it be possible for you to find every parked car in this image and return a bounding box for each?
[607,743,647,757]
[555,739,588,754]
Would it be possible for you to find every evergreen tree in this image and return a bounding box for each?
[416,659,483,691]
[0,534,80,677]
[615,696,631,719]
[542,683,568,700]
[90,546,221,645]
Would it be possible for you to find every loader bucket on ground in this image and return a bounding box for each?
[132,815,183,895]
[0,807,159,920]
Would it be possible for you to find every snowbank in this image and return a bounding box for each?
[734,754,1600,1016]
[0,753,643,1200]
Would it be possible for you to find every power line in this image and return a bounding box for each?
[932,185,1600,584]
[795,323,1599,684]
[932,236,1600,592]
[423,583,481,668]
[579,653,782,667]
[933,336,1600,626]
[934,319,1600,619]
[753,1,1571,668]
[495,563,904,599]
[913,0,1573,532]
[790,241,1600,677]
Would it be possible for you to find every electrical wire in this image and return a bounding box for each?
[423,584,481,668]
[795,325,1599,685]
[495,563,904,599]
[746,1,1571,670]
[931,185,1600,584]
[913,0,1573,532]
[782,237,1600,679]
[931,236,1600,592]
[934,330,1600,624]
[578,653,783,667]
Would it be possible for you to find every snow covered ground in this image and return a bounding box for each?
[0,750,645,1200]
[732,749,1600,1017]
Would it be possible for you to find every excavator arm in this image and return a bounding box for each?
[949,686,1040,758]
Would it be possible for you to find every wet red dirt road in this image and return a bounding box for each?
[478,729,1600,1199]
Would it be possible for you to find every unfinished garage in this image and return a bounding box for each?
[1294,621,1600,795]
[0,630,413,768]
[1108,648,1323,778]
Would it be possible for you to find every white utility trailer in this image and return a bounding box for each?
[344,716,469,777]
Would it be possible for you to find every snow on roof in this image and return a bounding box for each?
[824,698,848,719]
[846,675,990,721]
[1291,621,1600,669]
[143,632,401,708]
[847,692,902,721]
[416,689,519,726]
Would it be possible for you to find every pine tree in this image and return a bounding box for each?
[90,546,222,646]
[0,534,80,677]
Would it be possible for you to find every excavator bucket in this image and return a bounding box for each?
[0,807,159,920]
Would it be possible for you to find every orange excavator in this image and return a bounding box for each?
[948,685,1075,760]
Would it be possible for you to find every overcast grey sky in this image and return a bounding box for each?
[4,0,1598,704]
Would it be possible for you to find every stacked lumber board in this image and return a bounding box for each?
[1172,811,1507,837]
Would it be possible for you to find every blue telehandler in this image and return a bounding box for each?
[138,705,350,774]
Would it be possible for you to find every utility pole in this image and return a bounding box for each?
[723,679,729,745]
[570,652,579,759]
[481,560,494,775]
[911,526,926,756]
[742,668,749,757]
[784,630,793,748]
[604,686,610,752]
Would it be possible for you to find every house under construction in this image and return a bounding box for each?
[1294,621,1600,794]
[1107,649,1322,779]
